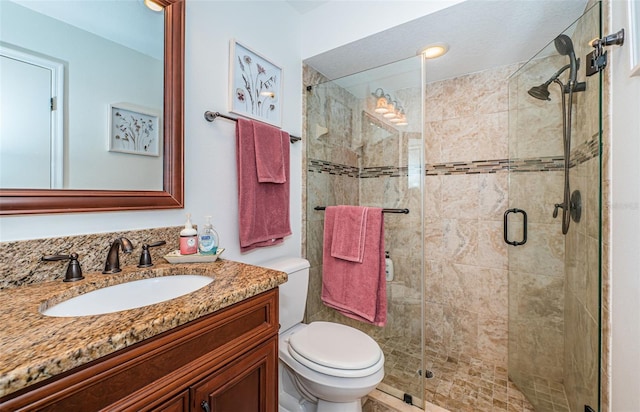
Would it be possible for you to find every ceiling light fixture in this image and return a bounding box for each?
[419,43,449,59]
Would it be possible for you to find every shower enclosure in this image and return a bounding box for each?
[303,3,601,411]
[507,3,602,411]
[303,56,426,406]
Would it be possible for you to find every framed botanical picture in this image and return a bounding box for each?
[229,39,283,127]
[109,103,161,156]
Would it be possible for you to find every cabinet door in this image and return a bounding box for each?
[192,339,277,412]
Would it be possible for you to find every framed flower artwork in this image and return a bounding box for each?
[109,103,161,156]
[229,39,283,127]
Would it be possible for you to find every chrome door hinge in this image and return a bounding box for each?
[586,28,625,76]
[50,97,56,111]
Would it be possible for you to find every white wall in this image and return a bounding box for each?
[181,0,303,264]
[610,0,640,410]
[0,0,304,266]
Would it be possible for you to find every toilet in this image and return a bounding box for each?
[259,257,384,412]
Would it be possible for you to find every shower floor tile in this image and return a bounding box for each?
[423,350,537,412]
[378,336,424,405]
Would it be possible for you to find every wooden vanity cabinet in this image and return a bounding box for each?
[0,289,279,412]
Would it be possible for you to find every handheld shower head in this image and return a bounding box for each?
[554,34,578,84]
[527,64,571,101]
[554,34,575,57]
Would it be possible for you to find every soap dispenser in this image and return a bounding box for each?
[198,216,219,255]
[180,213,198,255]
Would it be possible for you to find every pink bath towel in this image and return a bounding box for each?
[252,120,286,183]
[330,205,368,263]
[321,206,387,326]
[237,118,292,252]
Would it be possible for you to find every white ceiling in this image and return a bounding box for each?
[8,0,164,60]
[285,0,329,15]
[302,0,590,94]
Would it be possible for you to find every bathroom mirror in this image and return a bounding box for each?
[0,0,184,215]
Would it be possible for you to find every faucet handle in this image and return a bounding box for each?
[42,253,85,282]
[138,240,167,268]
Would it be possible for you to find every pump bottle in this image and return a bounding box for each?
[198,216,219,255]
[180,213,198,255]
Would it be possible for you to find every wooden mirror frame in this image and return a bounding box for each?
[0,0,184,215]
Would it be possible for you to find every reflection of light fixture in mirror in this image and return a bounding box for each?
[372,88,388,113]
[383,100,397,118]
[371,87,408,125]
[144,0,164,12]
[419,43,449,59]
[390,108,405,123]
[260,91,276,98]
[391,108,408,126]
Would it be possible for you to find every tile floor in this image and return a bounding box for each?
[374,344,572,412]
[423,349,536,412]
[377,336,424,405]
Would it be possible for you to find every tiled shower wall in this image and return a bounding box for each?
[303,68,360,324]
[424,64,518,371]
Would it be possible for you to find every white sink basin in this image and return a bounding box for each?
[41,275,213,317]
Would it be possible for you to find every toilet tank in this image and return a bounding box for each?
[258,257,310,333]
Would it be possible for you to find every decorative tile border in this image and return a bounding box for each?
[308,159,359,177]
[308,134,600,178]
[569,132,600,167]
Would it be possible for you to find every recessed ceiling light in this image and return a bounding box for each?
[419,43,449,59]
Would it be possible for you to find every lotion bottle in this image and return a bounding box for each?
[180,213,198,255]
[198,216,219,255]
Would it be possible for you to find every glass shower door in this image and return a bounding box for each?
[507,3,601,411]
[304,56,426,407]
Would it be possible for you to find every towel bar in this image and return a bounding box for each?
[204,111,302,143]
[314,206,409,214]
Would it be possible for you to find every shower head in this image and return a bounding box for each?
[528,84,552,101]
[554,34,575,57]
[554,34,578,84]
[527,64,571,101]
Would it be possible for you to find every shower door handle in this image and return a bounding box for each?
[504,208,527,246]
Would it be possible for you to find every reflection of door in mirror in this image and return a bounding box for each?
[0,0,164,191]
[0,47,64,189]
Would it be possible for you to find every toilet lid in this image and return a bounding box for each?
[288,322,383,376]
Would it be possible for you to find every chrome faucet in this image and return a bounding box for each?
[103,237,134,274]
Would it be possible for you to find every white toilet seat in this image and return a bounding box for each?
[287,322,384,378]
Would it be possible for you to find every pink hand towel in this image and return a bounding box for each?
[330,205,368,263]
[321,206,387,326]
[252,120,287,183]
[237,118,292,252]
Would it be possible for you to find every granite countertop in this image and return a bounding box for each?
[0,259,287,398]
